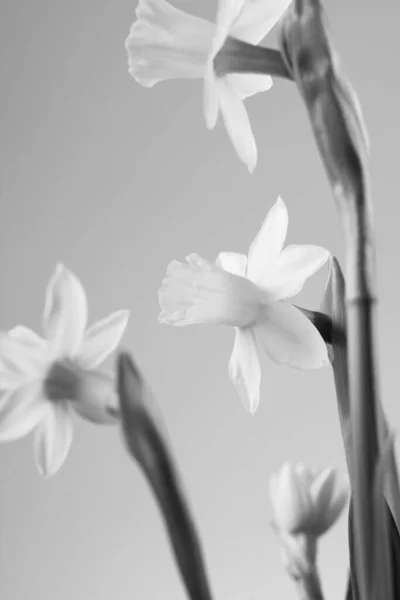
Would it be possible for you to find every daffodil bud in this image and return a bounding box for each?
[270,462,349,538]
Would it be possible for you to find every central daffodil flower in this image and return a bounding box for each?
[158,197,330,413]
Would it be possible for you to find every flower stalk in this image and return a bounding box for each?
[214,37,293,80]
[117,352,214,600]
[279,1,393,599]
[295,567,324,600]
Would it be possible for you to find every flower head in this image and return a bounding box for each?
[270,462,350,537]
[125,0,292,172]
[158,197,330,413]
[0,264,130,477]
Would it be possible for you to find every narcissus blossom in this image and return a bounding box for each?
[0,265,129,477]
[270,462,350,537]
[125,0,292,172]
[158,197,329,413]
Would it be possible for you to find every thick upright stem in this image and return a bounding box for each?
[279,2,386,599]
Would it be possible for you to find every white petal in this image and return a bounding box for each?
[33,402,73,477]
[254,302,329,369]
[203,66,220,129]
[228,327,261,414]
[295,462,317,489]
[0,330,47,384]
[159,257,263,327]
[231,0,293,45]
[43,264,88,356]
[0,383,48,442]
[226,73,273,99]
[274,462,312,533]
[218,79,257,172]
[9,326,47,347]
[212,0,247,59]
[318,473,349,534]
[264,245,330,299]
[246,197,288,284]
[76,310,130,370]
[215,252,247,276]
[309,467,336,532]
[126,0,214,87]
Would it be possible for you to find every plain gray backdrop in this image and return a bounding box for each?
[0,0,398,598]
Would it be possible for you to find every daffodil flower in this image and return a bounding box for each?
[158,197,330,414]
[269,462,350,537]
[125,0,292,172]
[0,265,130,477]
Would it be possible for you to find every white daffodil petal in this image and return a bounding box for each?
[246,197,288,284]
[0,331,47,381]
[33,402,73,477]
[265,245,330,300]
[212,0,247,58]
[218,80,257,172]
[231,0,293,45]
[0,367,24,390]
[228,326,261,414]
[0,383,48,442]
[274,462,312,533]
[77,310,130,370]
[126,0,214,87]
[322,476,350,533]
[226,73,273,99]
[309,467,337,533]
[8,326,47,347]
[203,66,220,129]
[159,256,264,327]
[43,264,88,356]
[255,302,329,369]
[295,462,317,489]
[215,252,248,276]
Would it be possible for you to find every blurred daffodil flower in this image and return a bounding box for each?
[158,197,329,413]
[125,0,292,172]
[270,462,350,537]
[0,265,129,477]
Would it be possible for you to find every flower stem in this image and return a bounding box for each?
[279,2,390,599]
[214,37,293,80]
[295,568,325,600]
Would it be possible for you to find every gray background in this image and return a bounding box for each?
[0,0,398,598]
